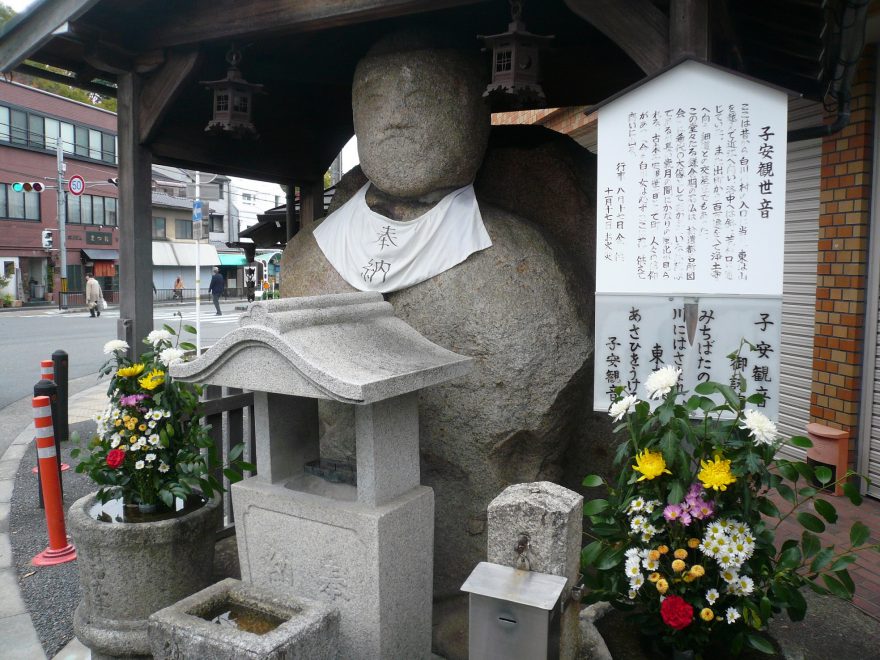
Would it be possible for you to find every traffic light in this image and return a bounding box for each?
[41,230,53,249]
[108,177,118,186]
[12,182,45,193]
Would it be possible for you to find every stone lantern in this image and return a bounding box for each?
[170,292,473,659]
[479,0,553,106]
[201,47,264,138]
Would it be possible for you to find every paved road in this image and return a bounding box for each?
[0,301,245,410]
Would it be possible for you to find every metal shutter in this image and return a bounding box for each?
[777,100,822,461]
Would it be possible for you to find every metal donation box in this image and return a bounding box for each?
[461,561,568,660]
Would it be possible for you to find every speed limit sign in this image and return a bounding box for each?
[68,175,85,196]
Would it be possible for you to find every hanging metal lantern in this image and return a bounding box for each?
[201,45,264,138]
[479,0,554,108]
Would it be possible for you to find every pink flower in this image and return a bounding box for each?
[663,504,682,521]
[120,394,149,407]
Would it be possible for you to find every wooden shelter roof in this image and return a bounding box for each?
[0,0,834,184]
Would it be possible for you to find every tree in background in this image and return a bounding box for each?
[0,3,117,111]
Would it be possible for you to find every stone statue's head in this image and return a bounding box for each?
[352,30,490,199]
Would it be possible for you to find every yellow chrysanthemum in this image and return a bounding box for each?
[671,559,686,573]
[138,424,147,432]
[698,454,737,491]
[648,572,661,583]
[690,565,705,578]
[656,579,669,594]
[657,545,669,555]
[114,419,122,427]
[700,608,714,622]
[632,450,671,482]
[138,368,166,391]
[117,363,145,378]
[688,538,700,549]
[647,550,661,561]
[674,548,688,560]
[683,574,696,583]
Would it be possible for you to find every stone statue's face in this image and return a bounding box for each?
[352,48,490,199]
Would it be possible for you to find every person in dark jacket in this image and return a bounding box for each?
[208,267,224,315]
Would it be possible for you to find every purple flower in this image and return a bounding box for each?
[120,393,149,407]
[663,504,682,521]
[693,500,715,520]
[679,511,693,526]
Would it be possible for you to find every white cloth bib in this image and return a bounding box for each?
[313,183,492,293]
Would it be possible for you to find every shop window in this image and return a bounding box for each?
[28,114,44,149]
[67,195,81,224]
[92,196,104,225]
[0,184,41,221]
[105,197,117,226]
[10,109,27,145]
[176,218,193,239]
[210,214,224,233]
[152,217,166,238]
[81,194,93,224]
[102,133,115,163]
[74,125,88,156]
[0,106,9,142]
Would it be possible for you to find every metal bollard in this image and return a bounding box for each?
[31,395,76,566]
[34,378,63,507]
[52,350,69,443]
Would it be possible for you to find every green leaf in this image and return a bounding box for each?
[162,323,177,335]
[581,541,604,567]
[583,499,609,516]
[223,468,241,482]
[829,555,857,572]
[837,568,855,595]
[822,573,853,599]
[776,483,796,504]
[815,466,833,485]
[228,443,244,462]
[746,634,775,655]
[776,462,798,483]
[793,462,815,482]
[813,498,837,524]
[179,342,197,351]
[801,531,820,559]
[760,596,772,623]
[667,480,684,506]
[789,436,813,448]
[694,382,716,395]
[843,482,863,506]
[810,547,835,573]
[798,486,818,497]
[716,382,742,409]
[183,324,198,335]
[850,521,870,546]
[595,547,626,570]
[778,545,802,571]
[757,497,780,518]
[805,579,829,596]
[582,474,604,488]
[796,512,825,533]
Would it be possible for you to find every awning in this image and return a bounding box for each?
[218,253,247,266]
[81,248,119,261]
[152,242,178,266]
[171,243,220,267]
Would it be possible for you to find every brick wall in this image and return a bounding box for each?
[812,46,875,465]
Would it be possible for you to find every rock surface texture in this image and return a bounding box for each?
[281,31,600,598]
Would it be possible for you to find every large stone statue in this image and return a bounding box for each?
[281,31,594,600]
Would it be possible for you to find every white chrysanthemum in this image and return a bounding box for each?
[146,329,173,346]
[708,522,724,536]
[641,528,657,543]
[158,462,169,473]
[629,573,645,589]
[609,394,638,421]
[135,460,145,470]
[642,557,659,571]
[159,347,185,367]
[103,339,129,354]
[721,569,739,584]
[145,453,157,462]
[625,563,641,578]
[706,588,719,605]
[628,497,646,513]
[625,547,641,560]
[148,433,160,445]
[151,410,163,420]
[644,500,661,514]
[726,608,741,624]
[628,589,638,600]
[110,437,120,449]
[737,576,754,595]
[644,365,681,399]
[630,515,646,532]
[148,420,157,429]
[740,408,779,446]
[163,410,171,418]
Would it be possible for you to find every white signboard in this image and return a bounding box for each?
[593,294,781,419]
[596,60,788,296]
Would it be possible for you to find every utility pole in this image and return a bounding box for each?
[194,170,202,353]
[55,128,67,306]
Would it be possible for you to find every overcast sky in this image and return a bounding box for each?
[5,0,34,12]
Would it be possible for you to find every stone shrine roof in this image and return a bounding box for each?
[170,292,473,404]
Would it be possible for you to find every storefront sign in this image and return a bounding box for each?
[86,231,112,246]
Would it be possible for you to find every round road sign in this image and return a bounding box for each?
[68,175,85,196]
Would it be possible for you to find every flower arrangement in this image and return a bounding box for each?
[73,321,252,511]
[582,346,878,657]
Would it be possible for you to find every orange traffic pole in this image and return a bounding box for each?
[40,359,54,382]
[31,395,76,566]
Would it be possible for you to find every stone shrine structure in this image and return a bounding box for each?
[281,30,594,599]
[170,293,473,659]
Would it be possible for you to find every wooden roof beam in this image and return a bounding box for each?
[564,0,669,74]
[139,49,202,144]
[140,0,489,50]
[12,61,117,97]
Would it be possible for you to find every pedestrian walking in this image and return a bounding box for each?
[209,267,224,316]
[173,276,184,302]
[85,274,103,318]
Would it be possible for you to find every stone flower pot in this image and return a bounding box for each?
[69,492,221,659]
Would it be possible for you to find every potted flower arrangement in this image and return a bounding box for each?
[68,320,253,659]
[581,347,878,658]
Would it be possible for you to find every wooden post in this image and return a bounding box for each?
[299,179,324,225]
[669,0,709,62]
[117,72,154,357]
